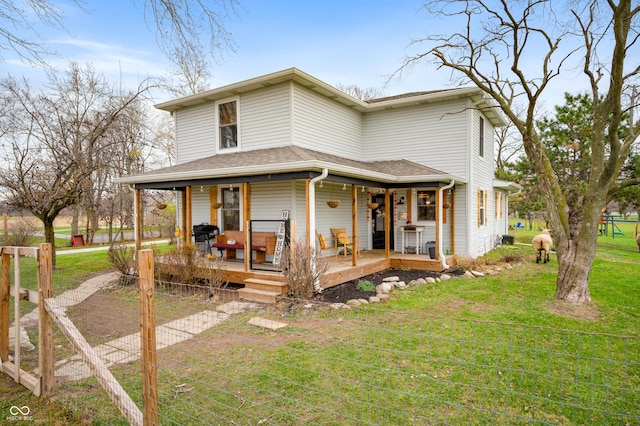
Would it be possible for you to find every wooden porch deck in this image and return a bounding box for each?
[191,250,455,302]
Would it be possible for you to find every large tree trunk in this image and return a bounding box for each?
[71,207,79,236]
[554,240,594,303]
[550,192,603,303]
[42,216,57,267]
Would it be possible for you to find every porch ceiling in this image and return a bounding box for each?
[116,146,466,190]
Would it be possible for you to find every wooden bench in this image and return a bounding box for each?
[212,230,277,263]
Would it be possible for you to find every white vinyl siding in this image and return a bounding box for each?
[292,84,363,160]
[313,183,368,249]
[191,188,214,227]
[240,84,292,150]
[175,103,216,163]
[470,110,498,256]
[250,181,293,220]
[363,99,469,178]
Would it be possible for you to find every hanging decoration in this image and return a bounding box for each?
[327,182,340,208]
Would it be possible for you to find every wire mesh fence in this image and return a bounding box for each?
[32,271,639,425]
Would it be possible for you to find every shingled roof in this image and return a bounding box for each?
[118,146,460,188]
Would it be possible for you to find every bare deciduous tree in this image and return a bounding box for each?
[335,84,385,101]
[0,0,239,64]
[0,62,151,262]
[398,1,640,303]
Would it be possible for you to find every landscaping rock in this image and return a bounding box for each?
[357,299,369,305]
[369,296,381,303]
[383,276,400,282]
[471,270,485,277]
[346,299,362,307]
[408,279,421,286]
[426,277,436,284]
[376,282,394,294]
[395,281,407,289]
[377,294,390,301]
[440,274,451,281]
[464,270,475,278]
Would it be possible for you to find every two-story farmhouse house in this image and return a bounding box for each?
[119,67,520,295]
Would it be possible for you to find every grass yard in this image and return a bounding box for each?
[1,224,639,424]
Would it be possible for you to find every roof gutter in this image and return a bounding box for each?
[438,179,455,270]
[115,160,467,186]
[309,168,328,292]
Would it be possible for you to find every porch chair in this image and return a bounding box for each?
[330,227,359,258]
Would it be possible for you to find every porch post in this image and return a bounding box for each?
[351,184,357,266]
[435,189,440,260]
[243,183,250,272]
[180,190,187,245]
[209,186,218,227]
[384,189,390,258]
[185,186,192,244]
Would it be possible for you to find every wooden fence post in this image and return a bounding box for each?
[139,249,158,425]
[38,243,54,396]
[0,248,10,362]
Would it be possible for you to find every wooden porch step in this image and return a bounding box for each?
[238,288,282,304]
[243,278,287,294]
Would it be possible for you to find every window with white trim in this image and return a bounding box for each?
[218,100,238,150]
[478,189,487,227]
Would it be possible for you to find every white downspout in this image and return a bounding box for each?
[438,179,455,270]
[309,168,329,291]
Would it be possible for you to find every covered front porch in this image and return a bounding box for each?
[167,249,456,303]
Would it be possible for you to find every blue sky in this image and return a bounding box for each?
[3,0,590,108]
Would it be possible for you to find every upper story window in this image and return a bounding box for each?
[479,116,485,158]
[218,100,238,150]
[417,190,436,221]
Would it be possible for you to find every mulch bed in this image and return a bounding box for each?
[313,269,458,304]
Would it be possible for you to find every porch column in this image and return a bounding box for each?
[243,182,250,272]
[209,186,219,227]
[180,190,187,245]
[384,189,390,258]
[351,184,357,266]
[185,186,192,244]
[435,189,440,260]
[134,188,142,250]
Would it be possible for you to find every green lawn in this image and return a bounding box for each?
[1,227,639,425]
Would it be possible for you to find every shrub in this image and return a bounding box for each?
[356,280,375,292]
[281,239,328,299]
[4,220,38,246]
[107,242,138,285]
[200,256,229,289]
[156,243,201,284]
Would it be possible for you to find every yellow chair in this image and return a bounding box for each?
[330,228,358,258]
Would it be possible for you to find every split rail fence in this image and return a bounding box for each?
[1,244,639,425]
